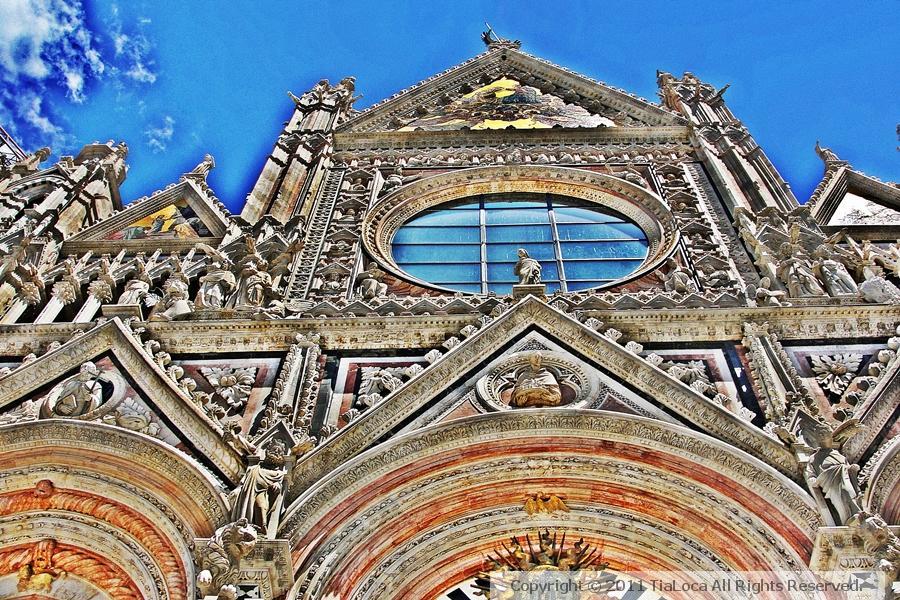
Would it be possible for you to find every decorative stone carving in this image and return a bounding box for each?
[475,350,595,412]
[197,519,259,599]
[101,396,161,437]
[513,248,541,284]
[201,367,257,411]
[354,263,388,299]
[472,529,607,597]
[354,364,422,409]
[523,492,569,516]
[798,415,863,525]
[510,352,562,408]
[859,276,900,305]
[810,353,862,397]
[849,511,900,594]
[15,539,63,593]
[231,440,288,539]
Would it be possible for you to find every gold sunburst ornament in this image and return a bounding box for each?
[472,529,609,598]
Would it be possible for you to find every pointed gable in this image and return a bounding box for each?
[0,318,243,483]
[339,46,683,135]
[64,178,231,253]
[809,164,900,237]
[287,297,796,495]
[395,76,617,131]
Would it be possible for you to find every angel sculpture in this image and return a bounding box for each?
[799,415,864,524]
[523,491,569,516]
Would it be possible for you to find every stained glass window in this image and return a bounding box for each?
[391,195,649,294]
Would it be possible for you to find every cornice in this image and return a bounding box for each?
[333,125,691,152]
[0,303,896,355]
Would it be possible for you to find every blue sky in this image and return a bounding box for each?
[1,1,897,213]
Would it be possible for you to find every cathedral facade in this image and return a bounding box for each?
[0,33,898,599]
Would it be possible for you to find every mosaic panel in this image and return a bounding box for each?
[105,198,212,240]
[397,78,614,131]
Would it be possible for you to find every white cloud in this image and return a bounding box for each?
[145,115,174,153]
[21,94,63,136]
[62,69,84,102]
[107,3,157,85]
[0,0,159,153]
[126,61,157,84]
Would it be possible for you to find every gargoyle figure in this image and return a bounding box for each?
[196,519,259,599]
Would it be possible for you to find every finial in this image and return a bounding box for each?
[481,23,521,49]
[184,153,215,180]
[815,140,844,165]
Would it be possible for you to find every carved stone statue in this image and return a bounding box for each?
[196,260,237,310]
[813,252,858,296]
[230,440,287,539]
[149,276,192,321]
[776,247,826,298]
[379,167,405,195]
[514,249,541,285]
[510,353,562,408]
[196,519,259,599]
[815,140,841,164]
[189,153,215,178]
[754,276,790,307]
[662,258,696,294]
[43,361,104,418]
[800,416,863,525]
[355,263,388,299]
[117,257,151,305]
[231,245,272,310]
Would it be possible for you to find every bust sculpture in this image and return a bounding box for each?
[513,248,541,285]
[45,361,104,417]
[510,353,561,408]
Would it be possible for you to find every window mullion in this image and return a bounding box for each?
[547,195,567,293]
[479,196,488,294]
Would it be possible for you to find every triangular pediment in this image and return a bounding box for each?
[339,46,683,134]
[64,178,232,253]
[810,166,900,237]
[0,318,243,483]
[286,296,796,497]
[828,192,900,227]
